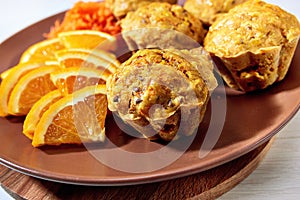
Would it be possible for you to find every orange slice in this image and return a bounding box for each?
[0,67,14,80]
[23,90,63,139]
[58,30,116,50]
[55,48,118,73]
[32,85,107,147]
[50,67,110,95]
[0,62,58,117]
[19,38,65,63]
[7,65,59,116]
[89,48,121,70]
[24,67,110,139]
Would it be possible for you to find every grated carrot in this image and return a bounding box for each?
[44,1,121,38]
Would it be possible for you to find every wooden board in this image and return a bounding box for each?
[0,139,273,200]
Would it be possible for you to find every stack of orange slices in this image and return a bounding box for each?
[0,30,119,147]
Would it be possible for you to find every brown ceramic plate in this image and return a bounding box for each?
[0,12,300,186]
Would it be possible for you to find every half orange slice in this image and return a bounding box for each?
[32,85,107,147]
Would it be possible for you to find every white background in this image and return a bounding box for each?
[0,0,300,199]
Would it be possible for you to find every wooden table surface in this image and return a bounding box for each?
[220,113,300,199]
[1,0,300,199]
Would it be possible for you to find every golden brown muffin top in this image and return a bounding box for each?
[184,0,248,25]
[121,2,205,44]
[108,49,209,112]
[204,0,300,57]
[105,0,178,18]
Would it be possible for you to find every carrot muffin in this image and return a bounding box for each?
[184,0,248,26]
[121,2,206,50]
[106,48,216,141]
[204,0,300,92]
[105,0,178,19]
